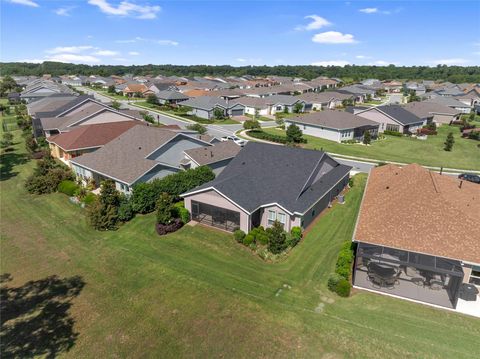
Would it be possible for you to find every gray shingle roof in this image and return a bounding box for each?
[180,96,230,110]
[156,90,189,101]
[71,126,183,185]
[375,105,424,125]
[426,96,470,108]
[287,110,379,130]
[402,101,460,118]
[184,141,240,166]
[183,142,351,214]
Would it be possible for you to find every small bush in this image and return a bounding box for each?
[383,130,402,137]
[118,199,135,222]
[335,279,351,297]
[83,192,96,205]
[348,177,354,187]
[335,242,354,280]
[243,233,255,246]
[247,130,289,144]
[177,206,190,224]
[234,229,246,243]
[243,119,260,130]
[156,218,183,236]
[290,226,302,247]
[327,273,343,292]
[58,180,79,196]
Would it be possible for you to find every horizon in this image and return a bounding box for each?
[1,0,479,67]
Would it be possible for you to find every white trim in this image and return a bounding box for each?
[70,162,131,186]
[129,162,180,185]
[55,97,93,117]
[181,186,252,215]
[297,153,326,199]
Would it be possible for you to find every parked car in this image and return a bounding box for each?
[221,135,246,146]
[458,173,480,184]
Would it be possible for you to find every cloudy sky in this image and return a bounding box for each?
[1,0,479,66]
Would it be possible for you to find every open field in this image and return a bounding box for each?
[1,128,479,358]
[263,124,480,170]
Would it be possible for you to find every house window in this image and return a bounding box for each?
[311,210,316,217]
[277,212,286,225]
[276,106,282,111]
[386,124,400,132]
[470,267,480,286]
[268,210,276,225]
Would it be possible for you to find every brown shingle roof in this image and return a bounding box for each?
[402,101,460,118]
[184,141,240,166]
[47,121,140,151]
[354,164,480,264]
[288,110,379,130]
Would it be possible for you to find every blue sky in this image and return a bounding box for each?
[1,0,479,66]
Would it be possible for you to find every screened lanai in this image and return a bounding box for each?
[353,242,464,309]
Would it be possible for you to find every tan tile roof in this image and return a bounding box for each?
[354,164,480,264]
[47,121,141,151]
[124,84,148,93]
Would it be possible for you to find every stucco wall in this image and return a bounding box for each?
[433,113,455,125]
[285,120,342,142]
[356,109,403,133]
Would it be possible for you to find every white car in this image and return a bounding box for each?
[221,135,247,147]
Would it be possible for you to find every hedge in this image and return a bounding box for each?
[335,242,355,280]
[247,130,289,144]
[58,180,79,196]
[234,229,246,243]
[131,166,215,214]
[383,130,403,137]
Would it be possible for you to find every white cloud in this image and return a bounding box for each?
[88,0,161,19]
[128,51,140,56]
[94,50,119,56]
[46,46,94,54]
[115,37,178,46]
[236,58,247,62]
[45,54,101,64]
[312,31,357,44]
[311,60,350,67]
[355,55,372,59]
[54,7,74,16]
[295,15,331,31]
[428,58,470,66]
[8,0,39,7]
[359,8,378,14]
[235,58,263,64]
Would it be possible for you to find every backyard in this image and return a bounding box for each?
[262,123,480,170]
[1,127,479,358]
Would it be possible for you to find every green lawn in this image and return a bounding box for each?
[263,125,480,170]
[1,129,479,358]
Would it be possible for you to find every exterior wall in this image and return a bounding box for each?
[259,204,295,231]
[136,166,179,184]
[356,109,404,133]
[433,113,456,125]
[191,108,211,119]
[301,173,349,229]
[285,120,342,142]
[148,136,207,166]
[184,189,250,232]
[243,106,269,116]
[78,111,135,126]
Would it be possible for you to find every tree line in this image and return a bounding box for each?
[1,62,480,83]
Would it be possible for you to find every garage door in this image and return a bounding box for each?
[231,108,244,116]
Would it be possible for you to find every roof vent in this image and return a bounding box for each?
[138,146,142,150]
[386,186,390,189]
[242,161,246,165]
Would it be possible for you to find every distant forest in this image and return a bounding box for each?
[1,62,480,83]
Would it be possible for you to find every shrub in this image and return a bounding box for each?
[131,166,215,214]
[156,219,183,236]
[286,124,305,143]
[335,279,351,297]
[177,206,190,224]
[58,180,79,196]
[156,193,176,225]
[327,273,343,292]
[243,233,255,246]
[87,200,118,231]
[25,167,73,195]
[250,226,268,245]
[266,221,288,254]
[247,130,289,144]
[444,132,455,151]
[118,197,135,222]
[233,229,246,243]
[243,119,260,130]
[417,128,437,135]
[348,177,354,187]
[383,130,402,137]
[83,192,96,206]
[290,226,302,247]
[468,131,480,141]
[186,123,207,134]
[335,242,354,280]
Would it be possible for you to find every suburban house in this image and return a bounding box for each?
[46,121,141,166]
[231,95,306,116]
[155,90,190,105]
[70,126,224,193]
[336,85,376,103]
[402,101,460,125]
[425,96,471,113]
[455,89,480,107]
[297,92,354,110]
[355,105,426,134]
[178,96,245,119]
[182,141,241,175]
[285,111,379,143]
[404,82,426,95]
[352,164,480,316]
[122,83,154,97]
[382,81,403,93]
[181,142,351,232]
[20,80,75,103]
[38,99,143,137]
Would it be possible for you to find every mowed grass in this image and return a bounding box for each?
[264,124,480,170]
[1,129,479,358]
